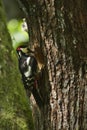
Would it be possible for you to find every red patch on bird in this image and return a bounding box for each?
[17,47,21,50]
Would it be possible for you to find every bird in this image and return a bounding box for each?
[16,45,43,108]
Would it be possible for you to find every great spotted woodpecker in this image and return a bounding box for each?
[16,46,43,108]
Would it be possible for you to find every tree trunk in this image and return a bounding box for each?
[0,1,34,129]
[19,0,87,130]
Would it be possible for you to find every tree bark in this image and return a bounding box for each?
[19,0,87,130]
[0,1,34,129]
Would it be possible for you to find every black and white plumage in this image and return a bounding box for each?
[17,48,37,90]
[16,46,43,108]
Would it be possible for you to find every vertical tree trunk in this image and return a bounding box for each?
[19,0,87,130]
[0,1,34,129]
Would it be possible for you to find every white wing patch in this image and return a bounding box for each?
[24,66,32,77]
[24,57,32,77]
[26,57,31,65]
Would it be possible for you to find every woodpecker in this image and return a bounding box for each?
[16,45,43,108]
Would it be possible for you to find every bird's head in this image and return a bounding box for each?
[16,45,34,58]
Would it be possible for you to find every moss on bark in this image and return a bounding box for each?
[0,1,34,130]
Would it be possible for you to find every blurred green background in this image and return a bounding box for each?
[3,0,29,50]
[3,0,23,20]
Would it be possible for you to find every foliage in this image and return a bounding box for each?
[7,19,29,50]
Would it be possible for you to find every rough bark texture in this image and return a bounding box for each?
[0,1,34,129]
[19,0,87,130]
